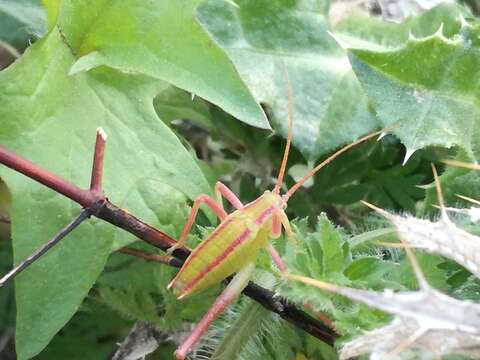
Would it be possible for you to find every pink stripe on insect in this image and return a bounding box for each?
[169,217,234,289]
[179,228,252,297]
[255,205,277,225]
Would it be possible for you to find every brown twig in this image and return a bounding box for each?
[0,206,96,286]
[119,247,183,268]
[0,129,336,345]
[90,128,107,193]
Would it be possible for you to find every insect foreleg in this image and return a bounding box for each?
[215,181,244,210]
[168,194,227,254]
[267,212,287,272]
[174,262,256,360]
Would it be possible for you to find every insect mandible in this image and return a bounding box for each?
[168,73,384,360]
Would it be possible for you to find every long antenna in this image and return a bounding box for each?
[431,163,449,221]
[273,66,294,194]
[442,159,480,170]
[283,130,384,201]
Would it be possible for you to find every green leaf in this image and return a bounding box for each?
[52,0,268,129]
[0,28,209,359]
[348,18,480,161]
[284,216,347,280]
[36,298,129,359]
[345,250,412,292]
[97,286,161,324]
[318,215,345,275]
[424,164,480,212]
[198,0,379,160]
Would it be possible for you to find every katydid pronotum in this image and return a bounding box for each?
[167,79,385,359]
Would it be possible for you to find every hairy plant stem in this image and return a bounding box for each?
[0,130,336,345]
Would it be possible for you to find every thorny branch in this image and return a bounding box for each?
[0,128,336,345]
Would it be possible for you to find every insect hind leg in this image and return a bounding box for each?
[215,181,244,210]
[174,262,255,360]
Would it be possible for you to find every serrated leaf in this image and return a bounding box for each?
[197,0,379,160]
[0,28,210,359]
[348,20,480,160]
[50,0,267,129]
[318,216,345,275]
[333,3,468,49]
[285,216,347,279]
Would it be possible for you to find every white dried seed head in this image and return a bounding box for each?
[388,213,480,279]
[340,317,480,360]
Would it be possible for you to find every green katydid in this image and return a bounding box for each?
[168,76,384,359]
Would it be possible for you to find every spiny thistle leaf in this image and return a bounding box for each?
[287,269,480,359]
[348,19,480,162]
[340,317,480,360]
[332,3,468,49]
[369,205,480,279]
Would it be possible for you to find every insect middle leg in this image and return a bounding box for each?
[174,262,255,360]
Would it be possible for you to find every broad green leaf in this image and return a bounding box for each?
[348,20,480,162]
[36,298,129,360]
[198,0,380,160]
[0,28,209,359]
[51,0,268,129]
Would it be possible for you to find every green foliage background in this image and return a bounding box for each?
[0,0,480,359]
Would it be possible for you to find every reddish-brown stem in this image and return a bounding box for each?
[0,146,96,208]
[119,247,183,268]
[90,128,107,193]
